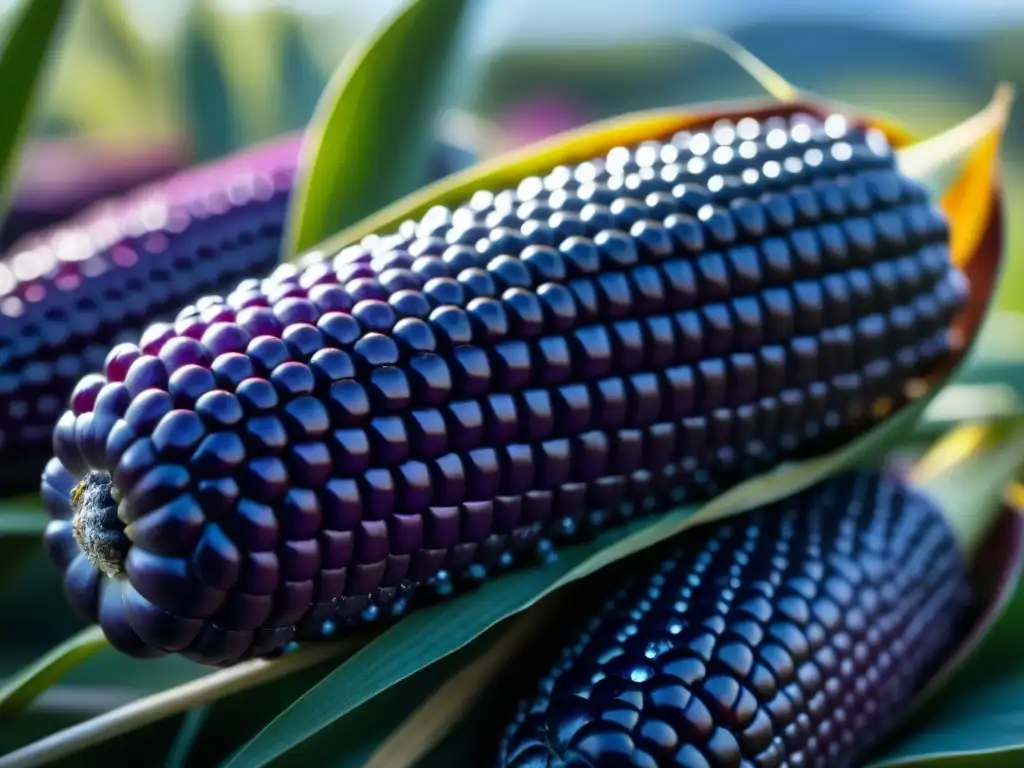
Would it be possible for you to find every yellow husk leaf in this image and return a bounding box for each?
[898,83,1014,267]
[910,422,999,485]
[1007,483,1024,512]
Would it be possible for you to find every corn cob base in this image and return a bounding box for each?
[40,113,966,665]
[496,470,972,768]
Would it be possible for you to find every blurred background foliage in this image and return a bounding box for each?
[2,0,1018,308]
[0,0,1021,749]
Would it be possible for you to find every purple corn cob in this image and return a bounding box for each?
[496,470,970,768]
[40,112,964,666]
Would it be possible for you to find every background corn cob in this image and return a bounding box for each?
[40,110,966,666]
[0,133,477,494]
[494,469,971,768]
[0,138,188,251]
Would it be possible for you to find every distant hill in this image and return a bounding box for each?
[472,19,1021,151]
[730,22,986,92]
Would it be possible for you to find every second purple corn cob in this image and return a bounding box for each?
[0,134,476,493]
[496,470,971,768]
[0,138,188,251]
[0,135,299,493]
[39,112,965,666]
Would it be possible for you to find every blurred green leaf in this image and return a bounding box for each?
[81,0,149,92]
[0,642,356,767]
[179,0,241,161]
[277,12,330,135]
[0,627,107,722]
[158,652,351,767]
[283,0,471,258]
[0,0,70,222]
[195,7,286,149]
[916,311,1024,437]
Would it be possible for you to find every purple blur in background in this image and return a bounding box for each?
[1,139,191,251]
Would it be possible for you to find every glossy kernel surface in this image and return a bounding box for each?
[41,112,964,666]
[497,471,970,768]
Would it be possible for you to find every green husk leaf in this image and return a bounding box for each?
[242,641,486,768]
[0,0,70,222]
[912,419,1024,555]
[0,627,107,722]
[226,92,1007,767]
[303,419,1024,768]
[282,0,471,259]
[220,390,962,767]
[361,597,564,768]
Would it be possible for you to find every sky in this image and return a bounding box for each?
[111,0,1024,50]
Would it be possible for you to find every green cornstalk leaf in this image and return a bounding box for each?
[0,626,108,722]
[179,0,239,161]
[0,0,70,222]
[0,641,360,768]
[163,705,211,768]
[282,0,471,259]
